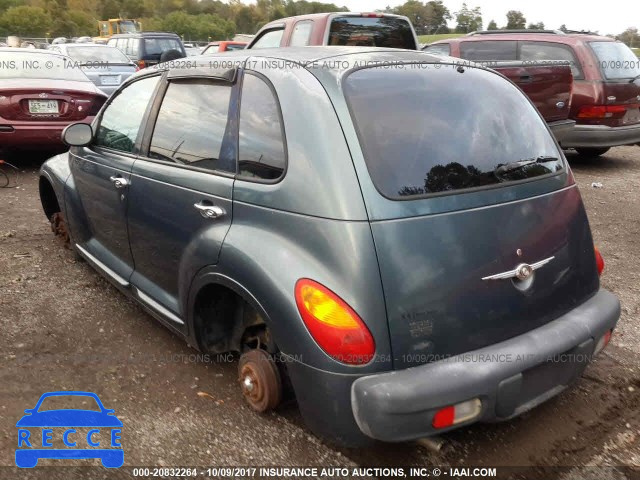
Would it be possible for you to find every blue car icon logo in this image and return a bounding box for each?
[16,391,123,468]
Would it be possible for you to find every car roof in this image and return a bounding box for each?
[260,11,411,29]
[56,43,117,48]
[0,47,67,57]
[430,31,615,46]
[110,32,180,38]
[134,46,446,84]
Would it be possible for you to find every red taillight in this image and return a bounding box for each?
[432,406,455,429]
[294,279,375,365]
[594,246,605,276]
[577,104,637,119]
[137,60,146,69]
[594,329,613,356]
[432,399,482,429]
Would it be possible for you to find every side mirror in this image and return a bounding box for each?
[62,122,93,147]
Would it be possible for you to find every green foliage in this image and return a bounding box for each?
[527,22,545,30]
[616,27,639,48]
[486,19,497,30]
[505,10,526,30]
[0,5,51,36]
[392,0,451,35]
[454,2,481,33]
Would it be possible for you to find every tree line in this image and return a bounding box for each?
[0,0,637,46]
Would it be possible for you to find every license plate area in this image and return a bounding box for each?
[100,75,120,86]
[28,100,58,114]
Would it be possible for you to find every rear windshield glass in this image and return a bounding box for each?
[0,52,90,81]
[66,46,131,64]
[143,38,183,57]
[328,16,416,49]
[344,65,562,198]
[590,41,640,80]
[225,44,246,51]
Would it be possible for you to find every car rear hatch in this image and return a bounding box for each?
[341,62,601,369]
[491,61,573,123]
[0,79,104,122]
[578,41,640,127]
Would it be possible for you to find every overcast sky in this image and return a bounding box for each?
[331,0,639,35]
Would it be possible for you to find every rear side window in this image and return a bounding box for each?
[344,66,562,198]
[149,80,235,172]
[590,41,640,80]
[460,41,517,61]
[328,16,416,49]
[96,75,160,153]
[290,21,313,47]
[238,74,286,181]
[423,43,450,56]
[520,42,583,79]
[251,29,284,49]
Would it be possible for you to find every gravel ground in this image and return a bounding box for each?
[0,147,639,480]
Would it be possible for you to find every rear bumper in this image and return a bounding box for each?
[560,122,640,148]
[547,119,576,143]
[350,288,620,442]
[0,119,95,152]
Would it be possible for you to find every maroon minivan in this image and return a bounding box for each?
[426,31,640,157]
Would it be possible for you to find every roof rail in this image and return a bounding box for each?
[467,29,565,36]
[563,29,599,35]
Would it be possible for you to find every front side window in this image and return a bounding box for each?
[344,65,562,198]
[290,21,313,47]
[251,29,284,49]
[590,41,640,80]
[459,40,517,61]
[149,80,234,172]
[519,42,583,79]
[238,74,286,181]
[95,75,160,153]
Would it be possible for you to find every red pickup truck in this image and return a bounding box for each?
[247,12,419,50]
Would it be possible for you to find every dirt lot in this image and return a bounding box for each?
[1,147,639,479]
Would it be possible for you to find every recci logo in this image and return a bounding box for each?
[15,391,123,468]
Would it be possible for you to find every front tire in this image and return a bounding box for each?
[575,147,610,157]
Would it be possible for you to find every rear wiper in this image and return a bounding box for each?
[495,156,558,177]
[629,73,640,84]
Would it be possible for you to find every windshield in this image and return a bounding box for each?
[67,46,131,64]
[590,41,640,80]
[119,20,138,34]
[329,16,416,50]
[37,395,100,412]
[0,52,90,81]
[144,38,183,57]
[344,65,562,198]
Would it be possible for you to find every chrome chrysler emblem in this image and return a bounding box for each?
[556,101,565,109]
[38,93,48,98]
[482,257,555,281]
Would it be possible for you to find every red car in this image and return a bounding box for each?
[426,30,640,157]
[201,41,247,54]
[247,12,418,50]
[0,48,107,156]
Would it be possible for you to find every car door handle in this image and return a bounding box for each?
[109,176,129,189]
[194,203,225,219]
